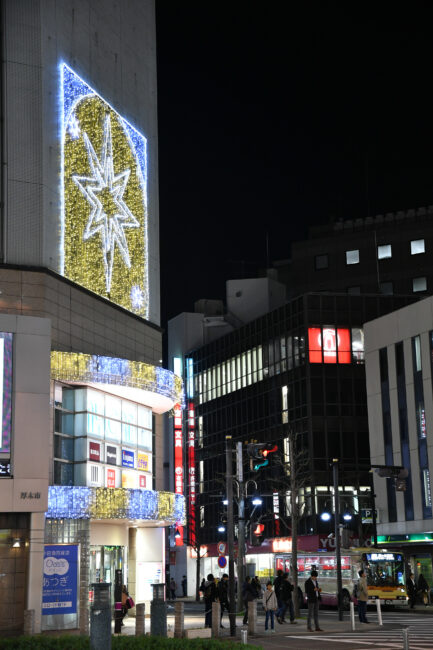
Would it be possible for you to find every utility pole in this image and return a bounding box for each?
[225,436,236,636]
[236,442,246,612]
[289,430,299,615]
[333,458,343,621]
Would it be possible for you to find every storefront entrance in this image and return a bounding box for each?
[90,545,126,599]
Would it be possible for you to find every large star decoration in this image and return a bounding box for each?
[72,114,140,293]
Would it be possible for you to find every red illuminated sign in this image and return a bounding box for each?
[89,442,100,462]
[174,403,184,546]
[107,468,115,488]
[139,474,146,488]
[308,327,351,364]
[188,402,196,546]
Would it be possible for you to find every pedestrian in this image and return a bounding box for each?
[305,569,323,632]
[277,573,297,624]
[407,572,417,609]
[120,584,129,627]
[181,575,187,597]
[357,569,369,623]
[242,576,256,625]
[252,576,262,598]
[273,568,285,618]
[199,577,206,598]
[217,573,230,628]
[263,581,278,633]
[203,573,218,628]
[170,577,177,600]
[418,573,429,606]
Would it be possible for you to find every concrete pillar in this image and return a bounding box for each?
[26,513,45,633]
[128,527,137,614]
[23,609,35,636]
[135,603,145,636]
[212,601,220,638]
[174,601,184,638]
[150,600,167,637]
[247,601,257,635]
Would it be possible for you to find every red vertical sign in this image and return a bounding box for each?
[174,403,184,546]
[188,402,196,545]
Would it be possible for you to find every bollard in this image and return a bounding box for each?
[135,603,145,636]
[150,583,167,637]
[241,628,248,644]
[212,601,220,637]
[349,601,355,631]
[90,583,111,650]
[375,598,383,626]
[402,626,410,650]
[23,609,35,636]
[174,601,184,638]
[247,600,257,635]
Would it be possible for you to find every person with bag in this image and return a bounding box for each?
[242,576,256,625]
[203,573,218,628]
[418,574,429,606]
[121,584,132,626]
[357,569,369,623]
[305,570,323,632]
[262,581,278,633]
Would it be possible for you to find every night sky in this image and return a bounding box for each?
[156,3,433,325]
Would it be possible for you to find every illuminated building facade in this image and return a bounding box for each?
[365,296,433,588]
[168,291,419,592]
[0,0,176,636]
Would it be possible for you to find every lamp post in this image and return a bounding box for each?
[225,436,236,637]
[332,458,343,622]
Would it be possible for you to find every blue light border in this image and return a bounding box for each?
[59,62,149,319]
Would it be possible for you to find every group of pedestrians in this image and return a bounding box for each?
[406,572,430,608]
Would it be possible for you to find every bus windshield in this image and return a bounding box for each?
[365,552,405,587]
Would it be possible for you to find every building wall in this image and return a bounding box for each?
[2,0,160,326]
[0,314,51,635]
[0,268,162,364]
[365,296,433,535]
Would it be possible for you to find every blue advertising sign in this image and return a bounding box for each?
[42,544,78,615]
[122,449,134,468]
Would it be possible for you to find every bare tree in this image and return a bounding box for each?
[267,427,309,616]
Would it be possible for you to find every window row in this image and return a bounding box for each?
[346,276,427,295]
[315,239,426,270]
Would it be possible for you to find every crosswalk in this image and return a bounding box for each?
[286,617,433,649]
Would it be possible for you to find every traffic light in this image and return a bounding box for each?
[247,443,278,470]
[251,523,265,546]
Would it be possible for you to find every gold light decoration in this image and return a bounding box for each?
[51,351,184,408]
[61,63,148,318]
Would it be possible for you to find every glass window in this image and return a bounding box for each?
[411,239,425,255]
[54,460,73,486]
[137,405,152,430]
[105,395,121,421]
[378,244,392,259]
[413,277,427,293]
[346,249,359,265]
[347,286,361,295]
[122,422,137,445]
[380,281,393,295]
[198,416,203,448]
[199,461,204,493]
[281,386,288,424]
[122,400,137,425]
[351,328,364,363]
[315,254,328,270]
[137,427,152,449]
[54,435,74,461]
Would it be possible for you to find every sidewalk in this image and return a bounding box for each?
[117,611,395,642]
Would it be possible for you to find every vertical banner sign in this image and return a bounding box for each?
[42,544,78,615]
[188,402,196,545]
[174,403,184,546]
[273,491,280,536]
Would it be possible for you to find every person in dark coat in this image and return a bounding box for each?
[217,573,229,627]
[181,575,187,597]
[273,569,285,617]
[242,576,256,625]
[277,573,296,623]
[305,570,323,631]
[203,573,218,628]
[406,572,417,608]
[418,574,429,606]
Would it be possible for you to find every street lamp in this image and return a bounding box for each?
[320,510,331,522]
[251,495,263,506]
[218,525,226,533]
